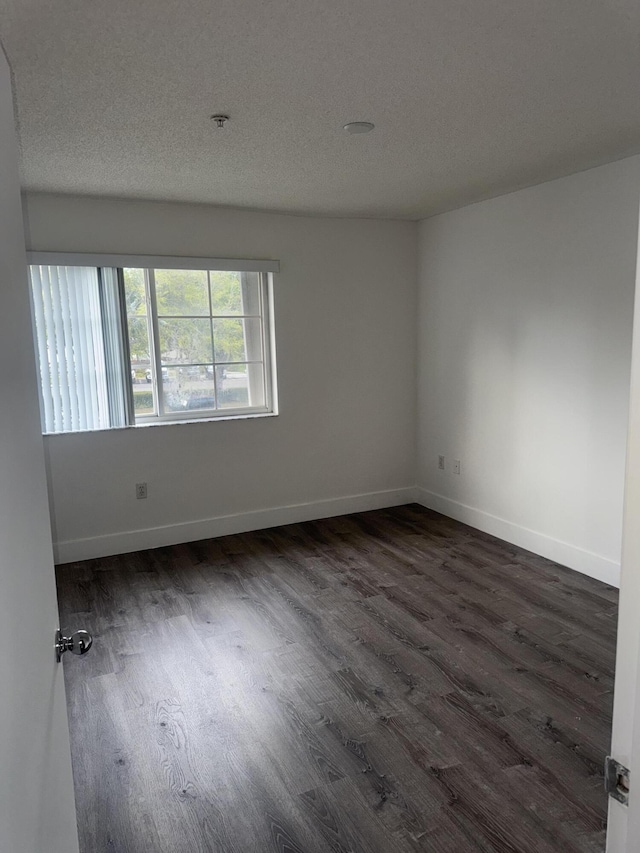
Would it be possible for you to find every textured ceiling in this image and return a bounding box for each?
[1,0,640,219]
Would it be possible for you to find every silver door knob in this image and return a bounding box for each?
[55,629,93,662]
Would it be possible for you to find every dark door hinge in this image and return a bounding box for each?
[605,756,630,806]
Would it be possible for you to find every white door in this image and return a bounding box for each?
[0,50,79,853]
[608,207,640,850]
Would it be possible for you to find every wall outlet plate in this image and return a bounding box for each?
[136,482,147,499]
[438,455,445,470]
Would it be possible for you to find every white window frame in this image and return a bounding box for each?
[27,252,280,431]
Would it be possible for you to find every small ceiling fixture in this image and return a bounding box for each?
[343,121,375,134]
[210,114,229,128]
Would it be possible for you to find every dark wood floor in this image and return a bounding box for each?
[56,504,618,853]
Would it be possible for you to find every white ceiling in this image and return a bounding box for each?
[1,0,640,219]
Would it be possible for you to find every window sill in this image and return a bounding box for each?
[134,410,278,429]
[43,410,278,437]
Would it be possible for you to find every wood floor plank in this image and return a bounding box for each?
[58,504,616,852]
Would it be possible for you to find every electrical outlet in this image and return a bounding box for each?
[438,455,445,470]
[136,482,148,499]
[453,459,461,475]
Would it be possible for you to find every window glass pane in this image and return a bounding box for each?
[213,318,262,363]
[155,269,209,316]
[159,318,213,364]
[133,386,155,416]
[217,364,265,409]
[209,271,242,314]
[162,365,216,413]
[128,317,151,371]
[128,317,155,416]
[210,271,260,315]
[123,268,148,316]
[124,269,156,417]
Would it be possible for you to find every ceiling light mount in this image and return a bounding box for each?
[210,114,230,128]
[343,121,375,135]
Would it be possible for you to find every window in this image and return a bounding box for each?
[28,253,278,434]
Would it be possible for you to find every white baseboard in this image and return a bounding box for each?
[54,484,621,587]
[415,487,620,588]
[54,486,418,564]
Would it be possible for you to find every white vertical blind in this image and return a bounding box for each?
[29,265,111,433]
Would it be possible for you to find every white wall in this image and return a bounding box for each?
[24,194,418,562]
[416,157,640,586]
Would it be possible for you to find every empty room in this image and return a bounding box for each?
[2,2,640,852]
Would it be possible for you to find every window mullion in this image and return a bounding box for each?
[208,270,219,409]
[257,272,268,411]
[147,268,164,417]
[116,269,136,425]
[260,273,268,410]
[263,273,274,412]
